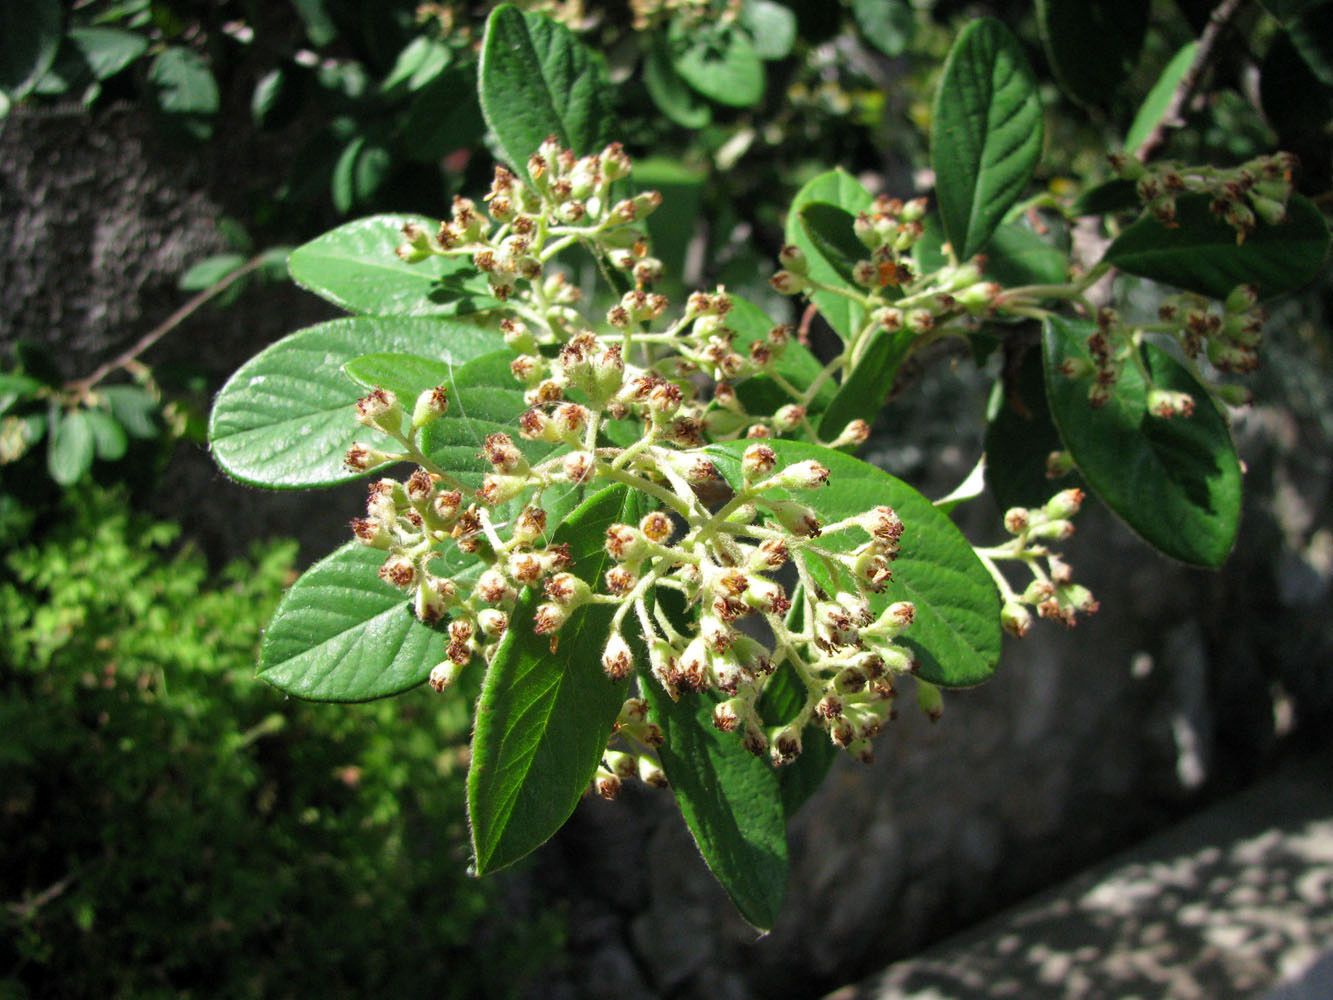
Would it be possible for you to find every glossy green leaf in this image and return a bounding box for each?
[258,542,448,701]
[786,169,873,343]
[799,202,865,287]
[479,4,611,181]
[1124,42,1198,154]
[669,18,764,107]
[741,0,797,60]
[148,46,219,140]
[931,19,1043,259]
[208,317,503,489]
[853,0,915,57]
[644,680,788,931]
[1037,0,1149,107]
[1042,315,1241,566]
[707,440,1001,687]
[288,215,499,317]
[47,409,94,486]
[0,0,61,98]
[1104,193,1330,301]
[341,352,452,402]
[85,408,128,461]
[643,32,711,129]
[982,222,1067,288]
[469,485,645,874]
[983,346,1079,511]
[816,327,914,439]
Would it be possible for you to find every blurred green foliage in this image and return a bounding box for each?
[0,487,562,998]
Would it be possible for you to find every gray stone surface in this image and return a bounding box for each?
[827,750,1333,1000]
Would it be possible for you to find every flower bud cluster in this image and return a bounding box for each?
[396,137,660,311]
[1108,152,1297,242]
[987,489,1097,635]
[1156,284,1265,381]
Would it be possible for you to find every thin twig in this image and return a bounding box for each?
[66,253,269,398]
[1136,0,1248,164]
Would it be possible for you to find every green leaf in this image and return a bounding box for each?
[1289,2,1333,87]
[258,542,447,701]
[669,18,765,107]
[400,66,486,163]
[642,32,711,129]
[1036,0,1149,108]
[468,485,645,874]
[291,0,338,46]
[0,373,43,400]
[1123,42,1198,155]
[179,253,248,292]
[982,222,1067,288]
[785,169,873,343]
[47,409,94,486]
[983,346,1079,511]
[288,215,500,317]
[798,202,865,287]
[38,27,147,95]
[85,408,128,461]
[208,317,504,489]
[148,46,219,140]
[1072,178,1139,216]
[931,18,1044,260]
[1104,193,1330,301]
[741,0,797,61]
[331,136,392,214]
[0,0,61,99]
[100,385,160,439]
[853,0,915,58]
[479,4,612,181]
[815,327,914,439]
[379,35,451,97]
[341,352,452,402]
[1042,315,1241,567]
[706,440,1001,686]
[643,679,788,931]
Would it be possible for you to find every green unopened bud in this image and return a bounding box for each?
[770,269,809,295]
[1001,600,1032,638]
[411,386,449,429]
[916,679,943,722]
[1045,450,1075,479]
[428,660,462,692]
[1043,487,1084,520]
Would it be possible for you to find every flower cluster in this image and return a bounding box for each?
[771,193,1009,345]
[1057,281,1266,413]
[346,139,937,791]
[975,488,1098,637]
[1108,151,1298,242]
